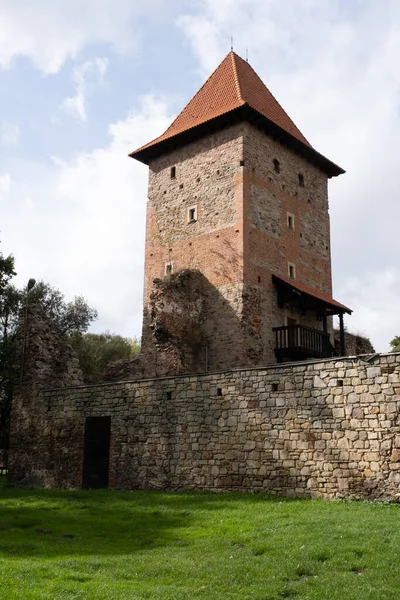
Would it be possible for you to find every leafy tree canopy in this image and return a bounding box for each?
[389,336,400,353]
[70,332,140,383]
[25,281,98,336]
[0,252,15,294]
[0,245,98,448]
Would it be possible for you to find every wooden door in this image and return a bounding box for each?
[82,416,111,489]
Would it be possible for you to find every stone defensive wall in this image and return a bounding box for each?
[8,352,400,499]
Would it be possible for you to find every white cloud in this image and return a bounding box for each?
[0,173,11,194]
[61,58,109,122]
[335,269,400,353]
[0,122,20,146]
[178,0,400,352]
[1,96,172,337]
[0,0,164,73]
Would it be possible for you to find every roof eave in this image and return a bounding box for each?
[272,274,352,315]
[129,105,345,178]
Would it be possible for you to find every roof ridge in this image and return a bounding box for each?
[231,52,244,104]
[235,53,312,147]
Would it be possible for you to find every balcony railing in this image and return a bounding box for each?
[272,324,336,362]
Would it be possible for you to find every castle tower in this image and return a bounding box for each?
[130,52,351,373]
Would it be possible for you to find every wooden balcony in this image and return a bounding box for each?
[273,324,336,362]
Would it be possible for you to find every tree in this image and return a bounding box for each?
[0,248,18,448]
[23,281,98,336]
[389,336,400,353]
[0,260,98,448]
[69,332,140,383]
[0,251,15,294]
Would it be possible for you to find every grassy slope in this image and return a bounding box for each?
[0,479,399,600]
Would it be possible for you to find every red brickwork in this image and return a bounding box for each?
[141,119,335,369]
[136,52,345,372]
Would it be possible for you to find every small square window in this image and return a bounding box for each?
[187,205,198,223]
[273,159,280,173]
[288,263,296,279]
[165,262,173,276]
[166,391,172,400]
[170,166,176,179]
[298,173,304,187]
[271,383,278,392]
[240,160,245,167]
[287,213,294,230]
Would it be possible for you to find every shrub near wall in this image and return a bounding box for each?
[8,353,400,499]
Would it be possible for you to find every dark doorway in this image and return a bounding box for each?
[82,416,111,489]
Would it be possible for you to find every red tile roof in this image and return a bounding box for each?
[130,52,344,177]
[273,275,352,314]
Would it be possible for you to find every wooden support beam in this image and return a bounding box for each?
[339,313,346,356]
[322,311,328,334]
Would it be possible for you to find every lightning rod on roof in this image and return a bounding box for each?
[231,36,234,51]
[246,48,249,62]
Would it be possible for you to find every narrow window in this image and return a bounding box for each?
[298,173,304,187]
[217,387,222,396]
[273,159,280,173]
[165,262,173,276]
[170,166,176,179]
[271,383,278,392]
[187,205,198,223]
[287,213,294,230]
[288,263,296,279]
[166,391,172,400]
[257,275,261,283]
[240,160,245,167]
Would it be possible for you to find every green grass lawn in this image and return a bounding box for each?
[0,478,399,600]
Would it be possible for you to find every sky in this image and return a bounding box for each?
[1,0,400,352]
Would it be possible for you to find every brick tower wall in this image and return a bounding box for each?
[141,122,334,372]
[142,124,251,372]
[241,123,333,363]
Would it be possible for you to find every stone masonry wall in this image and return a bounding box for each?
[9,352,400,499]
[334,330,375,357]
[243,123,331,293]
[141,122,336,371]
[8,304,83,485]
[141,124,250,371]
[241,123,333,364]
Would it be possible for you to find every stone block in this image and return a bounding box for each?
[367,366,381,379]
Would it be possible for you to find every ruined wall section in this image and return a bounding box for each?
[334,330,375,357]
[9,353,400,500]
[141,269,258,376]
[8,304,83,486]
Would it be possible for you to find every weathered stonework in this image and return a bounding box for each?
[8,304,83,484]
[141,121,336,374]
[9,352,400,500]
[334,330,375,356]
